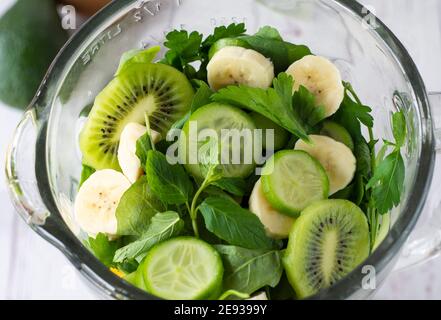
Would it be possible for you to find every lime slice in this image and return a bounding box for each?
[141,237,224,300]
[261,150,329,217]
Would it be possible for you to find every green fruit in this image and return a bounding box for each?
[141,237,224,300]
[320,121,354,151]
[80,63,194,170]
[180,103,258,179]
[0,0,68,109]
[250,112,290,150]
[261,150,329,217]
[208,38,251,60]
[283,199,370,299]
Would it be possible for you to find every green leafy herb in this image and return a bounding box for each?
[113,211,184,263]
[199,197,281,250]
[116,46,161,75]
[115,176,166,236]
[212,73,309,141]
[146,150,193,205]
[213,177,247,197]
[162,30,203,73]
[239,26,311,73]
[367,150,405,215]
[332,83,374,141]
[135,132,153,170]
[202,23,247,50]
[171,80,213,130]
[293,85,326,128]
[392,111,406,148]
[85,233,122,267]
[215,245,283,294]
[79,164,95,188]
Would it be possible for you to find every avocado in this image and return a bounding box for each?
[0,0,68,109]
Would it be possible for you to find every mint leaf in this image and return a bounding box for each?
[79,164,95,188]
[215,245,283,294]
[293,85,326,128]
[199,197,281,250]
[213,177,247,197]
[135,132,153,170]
[367,150,405,214]
[392,111,406,148]
[85,233,122,267]
[113,211,184,263]
[115,176,166,236]
[146,150,193,205]
[212,73,309,141]
[116,46,161,75]
[202,23,246,49]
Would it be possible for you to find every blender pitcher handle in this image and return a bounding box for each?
[5,108,49,226]
[394,92,441,270]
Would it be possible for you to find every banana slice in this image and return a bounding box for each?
[286,55,344,117]
[295,135,356,195]
[247,292,268,300]
[117,122,161,183]
[249,179,295,239]
[207,46,275,91]
[74,169,131,237]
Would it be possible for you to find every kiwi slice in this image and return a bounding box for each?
[283,199,370,299]
[80,63,194,170]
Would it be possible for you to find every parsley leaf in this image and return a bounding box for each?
[366,150,405,214]
[292,85,326,128]
[202,23,246,50]
[162,30,203,73]
[366,110,406,215]
[212,73,309,141]
[392,110,406,148]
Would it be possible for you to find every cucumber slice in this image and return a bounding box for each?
[261,150,329,217]
[250,112,290,151]
[208,38,251,60]
[141,237,224,300]
[180,103,258,179]
[320,121,354,151]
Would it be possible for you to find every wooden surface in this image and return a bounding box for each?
[1,0,441,299]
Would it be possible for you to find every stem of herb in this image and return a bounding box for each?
[218,290,250,300]
[144,113,156,151]
[189,176,211,238]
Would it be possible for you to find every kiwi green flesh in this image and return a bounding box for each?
[80,63,194,170]
[180,103,257,179]
[283,199,370,299]
[250,112,290,150]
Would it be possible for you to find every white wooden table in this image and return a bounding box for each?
[1,0,441,299]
